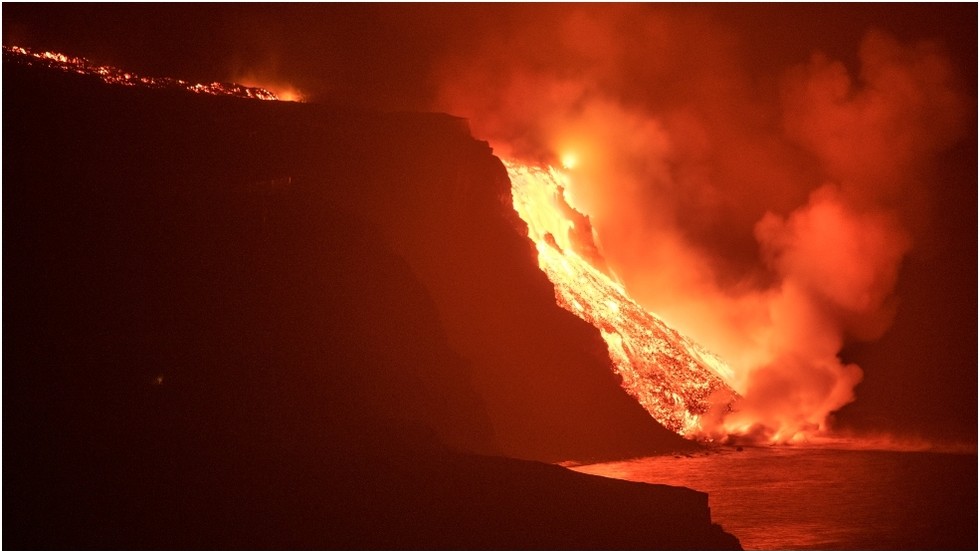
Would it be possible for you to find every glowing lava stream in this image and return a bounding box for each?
[507,161,739,438]
[3,45,291,101]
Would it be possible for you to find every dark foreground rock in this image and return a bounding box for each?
[3,56,739,549]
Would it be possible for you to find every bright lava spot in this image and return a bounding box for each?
[274,88,304,103]
[560,152,578,170]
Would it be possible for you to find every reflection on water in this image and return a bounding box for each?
[571,447,976,550]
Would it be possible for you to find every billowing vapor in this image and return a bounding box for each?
[224,42,305,102]
[434,6,967,442]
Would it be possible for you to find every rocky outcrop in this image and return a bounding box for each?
[3,57,738,549]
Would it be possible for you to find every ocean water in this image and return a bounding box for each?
[571,447,977,550]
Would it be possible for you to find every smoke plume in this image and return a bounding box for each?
[434,6,968,442]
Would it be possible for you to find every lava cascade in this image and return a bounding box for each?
[3,45,283,101]
[507,161,738,437]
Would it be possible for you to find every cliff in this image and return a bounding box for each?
[3,55,738,549]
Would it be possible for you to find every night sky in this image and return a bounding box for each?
[4,4,976,445]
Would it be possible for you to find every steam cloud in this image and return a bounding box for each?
[433,6,968,441]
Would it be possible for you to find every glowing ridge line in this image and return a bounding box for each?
[3,45,282,101]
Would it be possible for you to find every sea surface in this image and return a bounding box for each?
[571,446,977,550]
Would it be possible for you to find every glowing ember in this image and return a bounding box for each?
[3,45,289,101]
[507,161,739,438]
[560,152,578,170]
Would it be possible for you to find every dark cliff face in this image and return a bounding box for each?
[3,60,736,549]
[275,108,698,462]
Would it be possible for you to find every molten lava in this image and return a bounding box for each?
[3,45,286,101]
[507,161,738,438]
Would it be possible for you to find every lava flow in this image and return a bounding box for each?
[507,161,739,438]
[3,45,288,101]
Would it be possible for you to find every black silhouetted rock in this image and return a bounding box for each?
[3,56,739,549]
